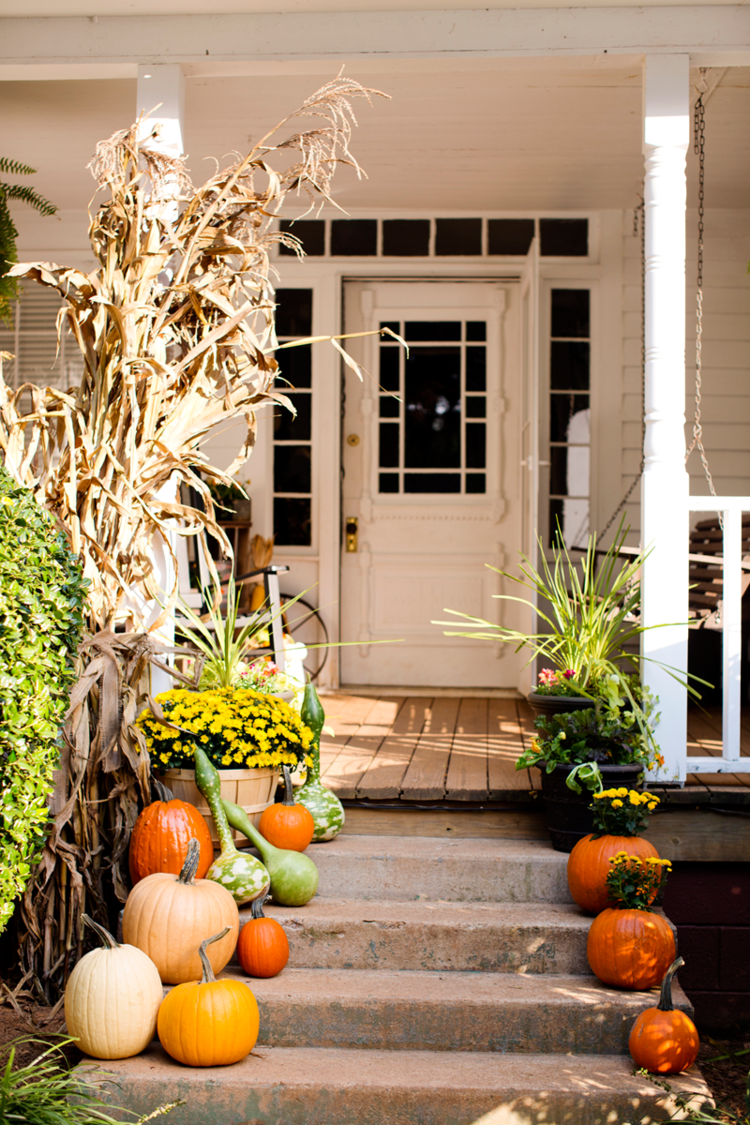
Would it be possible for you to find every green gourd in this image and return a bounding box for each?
[222,794,319,907]
[192,744,271,905]
[296,684,345,842]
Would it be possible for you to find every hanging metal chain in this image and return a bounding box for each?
[685,76,721,516]
[600,196,646,540]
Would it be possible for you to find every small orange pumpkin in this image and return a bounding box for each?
[158,928,260,1067]
[129,781,213,885]
[237,892,289,978]
[568,834,660,915]
[258,765,315,852]
[629,957,700,1073]
[587,907,676,990]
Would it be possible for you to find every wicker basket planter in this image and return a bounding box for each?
[161,767,277,845]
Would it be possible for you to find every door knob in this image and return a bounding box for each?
[345,517,358,552]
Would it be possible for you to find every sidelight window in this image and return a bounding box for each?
[377,320,487,495]
[273,288,313,546]
[548,289,591,547]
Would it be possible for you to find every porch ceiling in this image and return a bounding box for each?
[5,57,750,250]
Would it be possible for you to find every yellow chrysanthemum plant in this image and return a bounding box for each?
[136,688,314,773]
[605,851,672,911]
[590,788,660,838]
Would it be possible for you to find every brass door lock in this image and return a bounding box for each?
[345,516,358,552]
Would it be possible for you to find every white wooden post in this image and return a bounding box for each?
[136,65,185,694]
[640,55,691,784]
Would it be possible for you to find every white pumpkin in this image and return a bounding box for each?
[65,915,163,1059]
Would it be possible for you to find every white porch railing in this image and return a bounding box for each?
[682,496,750,778]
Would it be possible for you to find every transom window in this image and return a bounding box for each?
[548,289,591,547]
[377,320,487,495]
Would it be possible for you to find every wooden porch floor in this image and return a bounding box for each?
[318,692,750,804]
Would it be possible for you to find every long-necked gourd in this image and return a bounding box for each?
[192,744,271,905]
[295,683,346,842]
[223,796,319,906]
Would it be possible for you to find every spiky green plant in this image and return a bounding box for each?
[0,158,57,325]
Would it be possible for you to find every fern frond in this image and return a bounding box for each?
[0,158,36,177]
[1,183,57,217]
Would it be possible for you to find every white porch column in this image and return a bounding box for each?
[640,55,690,784]
[136,65,185,694]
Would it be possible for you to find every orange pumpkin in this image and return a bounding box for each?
[568,834,660,915]
[587,907,676,990]
[237,892,289,978]
[258,765,315,852]
[629,957,700,1074]
[158,928,260,1067]
[129,782,213,885]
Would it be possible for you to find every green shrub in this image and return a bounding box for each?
[0,467,86,934]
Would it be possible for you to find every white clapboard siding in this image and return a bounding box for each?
[0,281,84,392]
[620,207,750,537]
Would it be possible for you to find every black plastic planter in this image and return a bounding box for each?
[527,692,593,719]
[540,762,644,853]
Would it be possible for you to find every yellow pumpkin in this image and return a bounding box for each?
[122,837,239,984]
[158,928,260,1067]
[64,915,163,1059]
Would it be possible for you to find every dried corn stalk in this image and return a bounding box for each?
[1,73,383,632]
[0,75,384,998]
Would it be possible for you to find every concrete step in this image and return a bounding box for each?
[246,898,592,974]
[306,835,573,903]
[239,966,695,1055]
[92,1043,712,1125]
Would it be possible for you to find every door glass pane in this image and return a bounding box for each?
[404,473,461,493]
[466,423,486,469]
[379,347,400,392]
[466,473,486,494]
[550,393,589,443]
[379,395,400,418]
[550,341,589,390]
[274,393,311,441]
[466,347,486,392]
[375,317,489,495]
[379,423,399,468]
[404,347,461,468]
[274,497,311,546]
[274,446,311,493]
[277,344,311,388]
[405,321,461,342]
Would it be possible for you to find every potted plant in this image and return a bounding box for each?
[436,521,687,735]
[515,676,665,852]
[136,686,314,845]
[138,574,315,841]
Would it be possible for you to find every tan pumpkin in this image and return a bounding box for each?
[64,915,163,1059]
[122,837,239,984]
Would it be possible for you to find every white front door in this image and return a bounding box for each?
[340,280,517,688]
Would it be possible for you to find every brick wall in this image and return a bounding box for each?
[663,861,750,1033]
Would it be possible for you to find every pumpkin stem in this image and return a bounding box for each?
[657,956,684,1012]
[177,837,201,885]
[281,764,296,807]
[82,913,119,950]
[152,777,175,803]
[198,927,231,984]
[250,892,269,920]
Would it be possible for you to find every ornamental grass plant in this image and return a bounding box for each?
[137,688,314,772]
